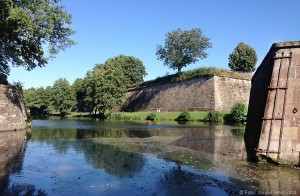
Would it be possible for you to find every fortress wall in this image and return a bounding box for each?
[120,76,251,112]
[0,85,28,131]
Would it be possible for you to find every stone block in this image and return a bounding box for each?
[283,127,299,139]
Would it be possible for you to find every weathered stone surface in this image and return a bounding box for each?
[245,41,300,165]
[120,76,251,112]
[0,85,27,131]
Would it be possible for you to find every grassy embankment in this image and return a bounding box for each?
[62,111,230,122]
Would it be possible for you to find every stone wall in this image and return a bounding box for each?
[120,76,251,112]
[245,41,300,165]
[214,76,251,111]
[0,85,28,131]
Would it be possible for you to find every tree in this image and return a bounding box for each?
[84,65,125,118]
[23,86,52,116]
[71,78,86,112]
[228,42,257,72]
[104,55,147,87]
[51,78,76,116]
[156,28,212,73]
[0,0,75,75]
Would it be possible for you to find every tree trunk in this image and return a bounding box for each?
[177,67,182,74]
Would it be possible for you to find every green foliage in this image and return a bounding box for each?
[23,86,53,116]
[230,102,248,122]
[228,42,257,72]
[146,113,156,121]
[204,111,224,123]
[51,78,76,116]
[83,55,146,118]
[104,55,147,87]
[84,64,126,117]
[156,28,212,73]
[175,111,191,122]
[71,78,86,112]
[171,67,220,82]
[142,67,220,86]
[0,0,75,75]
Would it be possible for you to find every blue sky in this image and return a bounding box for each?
[8,0,300,88]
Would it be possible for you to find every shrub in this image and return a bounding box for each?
[175,111,191,121]
[146,113,156,121]
[230,102,248,122]
[204,111,224,123]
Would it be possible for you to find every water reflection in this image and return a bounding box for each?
[1,120,299,195]
[0,129,26,192]
[0,129,47,195]
[173,126,246,163]
[41,140,145,178]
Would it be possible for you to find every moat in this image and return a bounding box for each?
[1,118,299,195]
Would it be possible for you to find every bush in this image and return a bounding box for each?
[230,102,248,122]
[204,111,224,123]
[146,113,156,121]
[175,111,191,121]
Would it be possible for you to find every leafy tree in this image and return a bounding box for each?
[23,86,52,116]
[0,0,75,75]
[228,42,257,72]
[156,28,212,73]
[84,64,125,118]
[104,55,147,87]
[51,78,76,116]
[71,78,86,112]
[230,101,248,122]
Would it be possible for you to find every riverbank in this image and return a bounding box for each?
[49,111,230,121]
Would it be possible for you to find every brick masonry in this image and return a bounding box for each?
[120,76,251,112]
[0,84,27,131]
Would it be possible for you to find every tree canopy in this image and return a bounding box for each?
[23,55,146,118]
[71,78,86,112]
[0,0,75,75]
[104,55,147,87]
[84,64,126,118]
[51,78,76,116]
[156,28,212,73]
[23,86,52,116]
[228,42,257,72]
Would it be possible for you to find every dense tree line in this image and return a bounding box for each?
[24,55,147,118]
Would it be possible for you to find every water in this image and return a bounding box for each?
[0,118,299,195]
